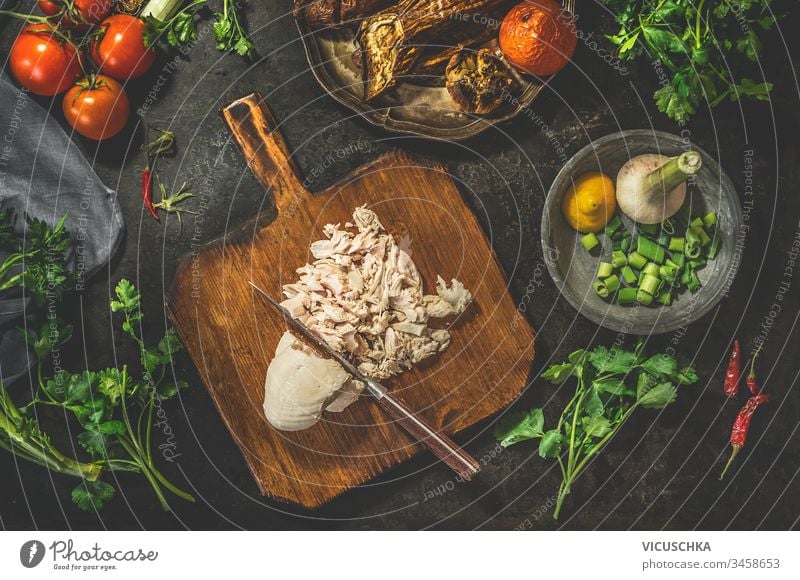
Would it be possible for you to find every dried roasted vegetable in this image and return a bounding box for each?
[356,0,509,100]
[294,0,393,28]
[445,48,514,114]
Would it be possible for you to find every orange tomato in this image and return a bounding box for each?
[499,0,577,76]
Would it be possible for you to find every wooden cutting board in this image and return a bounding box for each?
[167,93,535,508]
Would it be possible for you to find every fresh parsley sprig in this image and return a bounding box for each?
[0,209,72,303]
[213,0,255,58]
[601,0,779,121]
[22,280,193,511]
[142,0,255,59]
[143,0,207,49]
[495,341,698,520]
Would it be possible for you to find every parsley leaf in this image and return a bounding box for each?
[637,382,678,408]
[588,346,638,374]
[494,408,544,448]
[538,430,563,459]
[71,480,115,511]
[640,353,678,378]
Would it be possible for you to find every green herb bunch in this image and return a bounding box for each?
[0,209,72,303]
[601,0,779,121]
[20,280,193,511]
[0,210,194,511]
[495,341,698,519]
[143,0,256,59]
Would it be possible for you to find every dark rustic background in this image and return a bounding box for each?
[1,0,798,530]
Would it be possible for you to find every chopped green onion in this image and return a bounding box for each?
[603,276,620,293]
[612,250,627,268]
[581,232,600,251]
[656,291,672,306]
[597,261,614,279]
[685,241,701,259]
[643,262,660,277]
[668,237,684,252]
[620,236,631,253]
[621,265,637,285]
[605,215,622,235]
[617,287,637,305]
[637,236,665,263]
[636,289,654,305]
[661,219,675,235]
[680,268,691,285]
[656,231,669,246]
[702,212,717,229]
[627,251,647,270]
[707,235,721,260]
[671,253,685,268]
[687,271,701,292]
[690,217,704,229]
[692,226,711,246]
[689,258,707,269]
[593,280,609,298]
[659,265,676,283]
[641,273,661,296]
[638,223,658,236]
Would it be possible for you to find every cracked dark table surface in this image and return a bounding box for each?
[1,1,799,530]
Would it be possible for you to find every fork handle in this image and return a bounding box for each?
[376,391,480,481]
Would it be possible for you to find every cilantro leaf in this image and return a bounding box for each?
[593,377,632,397]
[637,382,678,408]
[111,279,140,313]
[541,362,574,384]
[97,368,124,406]
[158,329,183,358]
[582,415,613,438]
[582,386,605,417]
[494,408,545,448]
[588,346,637,374]
[538,430,563,459]
[640,353,678,378]
[730,78,773,102]
[156,380,189,400]
[676,365,699,384]
[77,428,110,457]
[71,480,115,511]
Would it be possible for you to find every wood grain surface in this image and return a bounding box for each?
[166,92,536,508]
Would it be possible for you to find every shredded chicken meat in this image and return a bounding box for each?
[263,206,472,431]
[281,206,472,380]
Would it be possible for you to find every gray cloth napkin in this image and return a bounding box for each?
[0,73,124,385]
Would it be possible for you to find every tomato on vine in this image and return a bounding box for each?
[63,74,130,141]
[90,14,156,80]
[38,0,113,30]
[9,24,82,96]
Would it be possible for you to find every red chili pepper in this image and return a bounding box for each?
[723,339,741,397]
[746,345,762,395]
[141,167,159,221]
[139,126,174,222]
[719,392,770,480]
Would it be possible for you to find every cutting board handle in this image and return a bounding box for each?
[221,93,310,212]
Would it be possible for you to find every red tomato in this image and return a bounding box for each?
[9,25,82,96]
[38,0,113,29]
[63,74,130,140]
[90,14,155,80]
